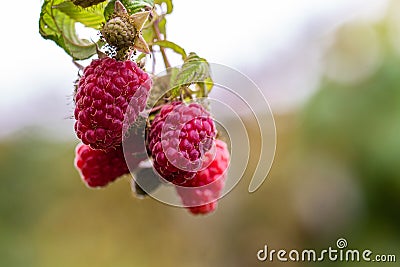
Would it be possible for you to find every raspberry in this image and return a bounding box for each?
[74,57,151,150]
[74,144,129,188]
[176,140,230,215]
[187,202,217,215]
[147,102,217,185]
[72,0,106,8]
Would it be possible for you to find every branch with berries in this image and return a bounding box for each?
[39,0,230,215]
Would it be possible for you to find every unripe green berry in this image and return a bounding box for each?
[102,16,137,49]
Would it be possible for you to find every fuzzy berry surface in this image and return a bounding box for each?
[74,144,129,188]
[74,57,151,150]
[147,102,217,184]
[176,139,230,215]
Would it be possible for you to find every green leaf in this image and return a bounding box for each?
[155,0,173,14]
[135,52,147,63]
[104,0,154,20]
[197,76,214,97]
[54,1,106,29]
[170,52,213,97]
[153,40,186,60]
[147,69,178,108]
[172,52,211,87]
[39,0,104,60]
[142,16,166,44]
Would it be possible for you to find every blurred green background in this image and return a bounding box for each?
[1,1,400,266]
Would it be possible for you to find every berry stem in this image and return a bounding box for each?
[151,50,156,74]
[145,104,164,114]
[152,19,171,69]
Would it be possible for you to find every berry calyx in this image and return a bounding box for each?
[147,102,217,185]
[176,140,230,215]
[74,57,151,150]
[74,144,129,188]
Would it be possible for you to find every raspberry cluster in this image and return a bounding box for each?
[61,0,231,215]
[73,57,151,188]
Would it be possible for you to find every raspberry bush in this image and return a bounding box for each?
[39,0,230,215]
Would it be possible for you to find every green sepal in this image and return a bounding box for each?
[142,16,166,43]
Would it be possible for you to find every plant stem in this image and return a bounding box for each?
[152,19,171,69]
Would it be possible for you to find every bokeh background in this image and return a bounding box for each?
[1,0,399,266]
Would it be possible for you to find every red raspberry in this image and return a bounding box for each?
[147,102,217,184]
[74,144,129,188]
[74,57,151,150]
[187,202,218,215]
[176,140,230,215]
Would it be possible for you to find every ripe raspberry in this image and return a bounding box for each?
[176,140,230,215]
[187,202,217,215]
[74,57,151,150]
[147,102,217,185]
[72,0,106,8]
[74,144,129,188]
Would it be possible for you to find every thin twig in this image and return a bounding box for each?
[152,19,171,69]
